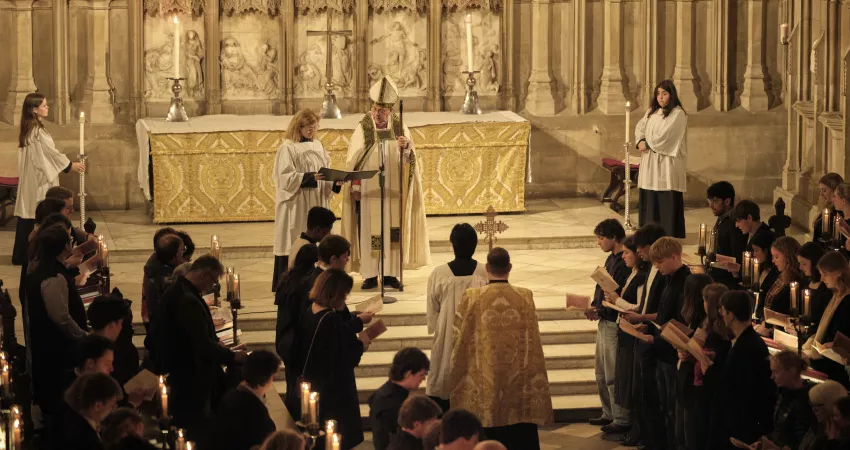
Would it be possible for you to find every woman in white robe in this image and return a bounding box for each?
[12,93,85,265]
[634,80,688,239]
[272,109,339,290]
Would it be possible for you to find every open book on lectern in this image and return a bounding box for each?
[318,167,379,182]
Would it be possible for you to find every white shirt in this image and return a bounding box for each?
[635,107,688,192]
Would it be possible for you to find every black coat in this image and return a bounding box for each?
[592,251,631,322]
[651,265,692,365]
[811,294,850,387]
[142,253,176,321]
[709,326,777,449]
[369,381,411,450]
[386,430,424,450]
[809,281,833,328]
[205,386,276,450]
[57,409,104,450]
[710,212,748,289]
[26,258,88,412]
[768,383,816,450]
[161,276,235,432]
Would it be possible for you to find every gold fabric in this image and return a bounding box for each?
[450,283,553,428]
[150,121,528,223]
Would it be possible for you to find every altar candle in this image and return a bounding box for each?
[781,23,789,42]
[464,14,474,73]
[790,281,799,311]
[625,101,631,144]
[309,392,319,424]
[79,112,85,155]
[326,420,337,450]
[823,208,831,234]
[161,384,169,417]
[332,433,340,450]
[300,382,311,422]
[173,16,180,79]
[698,224,707,256]
[804,289,812,317]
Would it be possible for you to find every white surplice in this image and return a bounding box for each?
[634,106,688,192]
[425,263,488,400]
[273,139,334,257]
[340,114,430,278]
[15,128,71,219]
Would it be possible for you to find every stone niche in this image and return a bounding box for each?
[220,13,280,101]
[293,11,356,101]
[442,10,500,96]
[144,12,207,116]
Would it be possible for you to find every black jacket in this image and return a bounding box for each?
[651,265,692,365]
[811,294,850,387]
[142,252,176,321]
[206,385,276,450]
[57,409,104,450]
[369,381,411,450]
[387,430,424,450]
[710,212,748,288]
[768,382,816,450]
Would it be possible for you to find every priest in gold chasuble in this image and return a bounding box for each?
[340,76,430,289]
[450,248,553,450]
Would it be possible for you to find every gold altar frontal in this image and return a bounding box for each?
[149,119,530,223]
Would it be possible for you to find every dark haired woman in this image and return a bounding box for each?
[634,80,688,239]
[12,93,85,266]
[798,242,831,327]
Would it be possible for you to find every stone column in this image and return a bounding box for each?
[52,0,71,124]
[740,0,769,111]
[671,0,700,111]
[205,0,222,114]
[354,0,369,112]
[570,0,587,114]
[426,0,441,111]
[596,0,626,114]
[81,0,115,123]
[128,0,145,120]
[280,0,295,114]
[824,0,839,111]
[1,0,37,126]
[500,0,515,110]
[712,0,730,111]
[643,0,658,108]
[525,0,555,115]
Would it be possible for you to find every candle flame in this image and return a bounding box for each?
[310,392,318,401]
[626,101,631,108]
[178,429,184,438]
[465,13,471,22]
[162,385,168,395]
[13,419,19,429]
[80,112,85,119]
[173,16,179,24]
[333,434,340,444]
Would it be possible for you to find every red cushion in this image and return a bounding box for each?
[601,158,639,169]
[0,176,18,186]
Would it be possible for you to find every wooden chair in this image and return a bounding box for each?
[0,176,18,227]
[600,158,639,213]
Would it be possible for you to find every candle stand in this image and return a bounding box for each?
[788,312,813,356]
[622,141,635,232]
[296,421,325,450]
[158,416,174,450]
[230,295,242,347]
[460,71,482,115]
[78,154,88,230]
[166,78,189,122]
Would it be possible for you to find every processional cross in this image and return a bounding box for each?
[474,206,509,251]
[307,10,352,117]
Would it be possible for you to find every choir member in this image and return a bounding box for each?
[813,173,844,245]
[293,269,368,449]
[386,395,442,450]
[426,223,487,411]
[799,242,832,326]
[587,219,630,432]
[766,350,817,450]
[451,248,553,450]
[757,236,804,333]
[287,206,336,271]
[752,232,779,320]
[709,291,776,449]
[159,256,248,439]
[370,348,431,450]
[635,80,688,239]
[87,295,137,386]
[706,181,747,289]
[13,93,85,266]
[804,251,850,387]
[275,244,319,370]
[175,230,195,261]
[59,373,123,450]
[834,184,850,253]
[142,230,184,328]
[259,431,306,450]
[692,283,732,449]
[272,109,340,290]
[439,410,483,450]
[799,381,848,450]
[734,200,775,251]
[206,350,281,450]
[675,274,713,450]
[100,408,156,450]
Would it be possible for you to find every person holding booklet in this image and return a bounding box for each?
[804,251,850,387]
[757,237,804,336]
[692,283,732,449]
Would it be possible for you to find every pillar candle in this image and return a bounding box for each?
[780,23,788,42]
[173,16,180,79]
[804,289,811,317]
[823,208,831,234]
[625,102,631,144]
[1,362,10,397]
[177,430,186,450]
[300,382,310,422]
[332,433,340,450]
[100,242,109,270]
[464,14,474,73]
[835,216,842,242]
[13,417,21,448]
[79,112,85,155]
[161,385,169,417]
[326,420,337,450]
[742,252,751,282]
[790,281,799,311]
[698,224,707,256]
[707,228,718,262]
[753,260,761,284]
[309,392,319,424]
[233,274,240,301]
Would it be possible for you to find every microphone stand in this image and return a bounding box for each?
[378,139,398,305]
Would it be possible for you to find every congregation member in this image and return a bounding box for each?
[752,231,779,319]
[833,184,850,251]
[706,181,747,288]
[800,381,848,450]
[439,410,483,450]
[13,92,85,266]
[272,110,340,290]
[757,236,804,336]
[159,256,247,439]
[292,269,369,449]
[426,223,487,411]
[766,350,817,450]
[587,219,630,432]
[370,348,431,450]
[57,373,123,450]
[100,408,156,450]
[44,186,96,249]
[275,245,319,372]
[813,173,845,244]
[634,80,688,239]
[206,350,281,450]
[422,421,442,450]
[709,291,776,449]
[733,200,775,251]
[828,397,850,448]
[451,247,552,450]
[175,230,195,261]
[259,431,306,450]
[675,273,712,450]
[799,242,832,326]
[386,395,442,450]
[86,295,138,386]
[804,251,850,387]
[142,229,184,327]
[286,206,336,271]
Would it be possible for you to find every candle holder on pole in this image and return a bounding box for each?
[78,154,88,230]
[460,71,482,115]
[622,141,635,232]
[166,78,189,122]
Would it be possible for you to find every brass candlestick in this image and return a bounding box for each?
[78,154,88,229]
[622,141,635,232]
[166,78,189,122]
[460,71,482,115]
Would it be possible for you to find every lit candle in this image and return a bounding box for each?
[804,289,812,317]
[177,430,186,450]
[161,384,169,418]
[753,259,761,285]
[835,216,842,242]
[464,14,474,73]
[309,392,319,424]
[173,16,181,79]
[79,112,85,156]
[625,101,631,144]
[742,251,752,284]
[332,433,340,450]
[326,420,337,450]
[226,267,235,301]
[780,23,788,42]
[823,208,831,234]
[698,223,707,256]
[790,281,799,311]
[300,382,311,422]
[233,274,240,301]
[707,228,718,262]
[101,242,109,270]
[13,417,21,448]
[2,361,10,397]
[186,443,193,450]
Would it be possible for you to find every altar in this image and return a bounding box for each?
[136,112,530,223]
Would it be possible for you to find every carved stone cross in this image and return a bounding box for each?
[474,206,509,251]
[306,10,353,91]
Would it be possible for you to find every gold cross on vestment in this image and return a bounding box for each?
[306,10,353,91]
[474,206,509,251]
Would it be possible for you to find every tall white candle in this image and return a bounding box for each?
[173,16,181,79]
[625,101,631,144]
[464,14,474,73]
[79,112,85,155]
[780,23,788,42]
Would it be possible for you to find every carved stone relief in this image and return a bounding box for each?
[220,13,281,100]
[221,0,282,16]
[144,0,205,16]
[143,13,206,100]
[442,10,500,95]
[294,12,355,99]
[367,11,428,96]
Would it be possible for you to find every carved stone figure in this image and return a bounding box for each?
[220,36,259,95]
[258,43,281,98]
[144,34,177,98]
[184,30,205,98]
[477,28,500,93]
[330,34,352,90]
[441,20,463,93]
[295,44,325,95]
[368,20,426,91]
